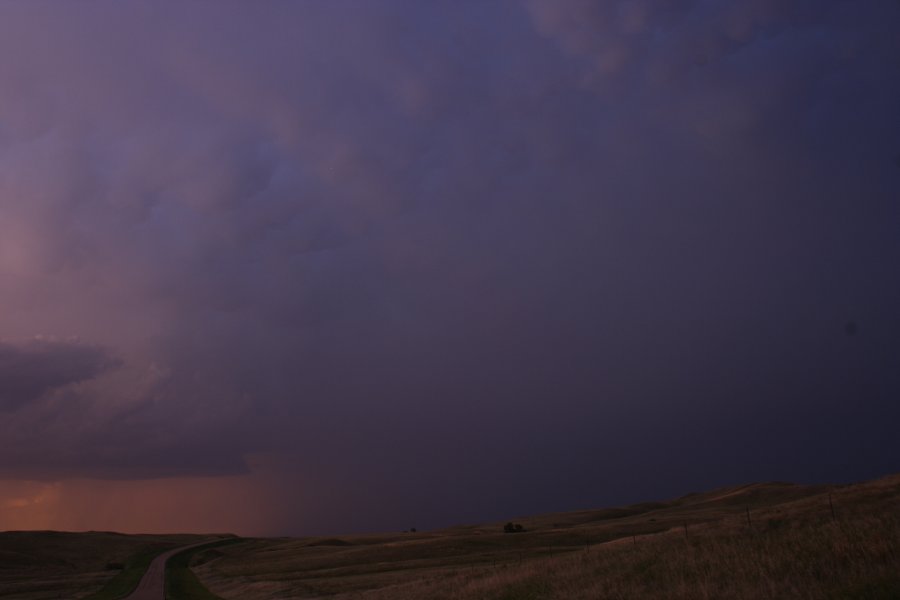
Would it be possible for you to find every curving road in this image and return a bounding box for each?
[124,541,214,600]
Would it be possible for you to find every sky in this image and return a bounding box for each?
[0,0,898,537]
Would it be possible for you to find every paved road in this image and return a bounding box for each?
[124,541,215,600]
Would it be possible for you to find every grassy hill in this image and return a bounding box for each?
[0,531,215,599]
[192,474,900,599]
[1,474,896,599]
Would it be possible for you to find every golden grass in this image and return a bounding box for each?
[194,474,900,599]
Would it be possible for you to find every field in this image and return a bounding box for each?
[0,531,214,600]
[192,474,900,599]
[1,474,897,599]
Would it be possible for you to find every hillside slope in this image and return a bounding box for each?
[194,473,900,599]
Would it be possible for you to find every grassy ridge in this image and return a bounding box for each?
[0,532,211,600]
[378,510,900,599]
[194,473,900,599]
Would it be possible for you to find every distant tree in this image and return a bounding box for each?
[503,522,525,533]
[410,527,417,533]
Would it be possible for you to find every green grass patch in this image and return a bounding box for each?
[166,539,243,600]
[83,543,177,600]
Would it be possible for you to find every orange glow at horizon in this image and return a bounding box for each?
[0,466,290,536]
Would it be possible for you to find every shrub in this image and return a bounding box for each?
[504,522,525,533]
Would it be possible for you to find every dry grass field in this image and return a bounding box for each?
[193,474,899,599]
[0,531,213,599]
[1,475,896,599]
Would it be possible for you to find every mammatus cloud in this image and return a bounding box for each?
[0,338,118,411]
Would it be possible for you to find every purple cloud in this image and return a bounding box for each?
[0,338,119,411]
[0,1,897,532]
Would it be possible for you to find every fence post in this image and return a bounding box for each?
[746,506,752,529]
[829,493,836,522]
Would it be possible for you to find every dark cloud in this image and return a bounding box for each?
[0,1,898,532]
[0,339,118,411]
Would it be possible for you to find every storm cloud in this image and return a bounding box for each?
[0,338,118,411]
[0,1,898,534]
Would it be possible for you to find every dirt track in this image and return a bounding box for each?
[123,542,209,600]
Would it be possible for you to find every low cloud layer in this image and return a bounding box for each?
[0,1,898,533]
[0,338,118,411]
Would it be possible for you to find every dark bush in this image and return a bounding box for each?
[503,522,525,533]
